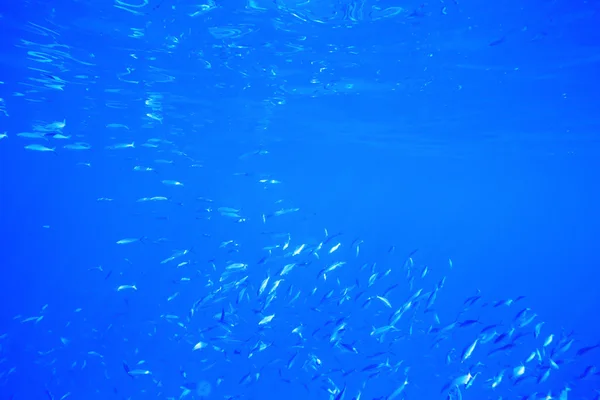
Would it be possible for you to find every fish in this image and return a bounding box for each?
[461,338,478,363]
[116,237,144,245]
[24,144,56,152]
[4,87,597,400]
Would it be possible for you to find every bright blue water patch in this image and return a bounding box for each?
[1,1,600,399]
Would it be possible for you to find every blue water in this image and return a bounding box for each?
[1,0,600,399]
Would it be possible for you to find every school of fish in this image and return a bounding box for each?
[1,2,600,400]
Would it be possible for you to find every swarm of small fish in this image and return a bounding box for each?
[2,20,600,400]
[4,218,600,400]
[4,118,600,400]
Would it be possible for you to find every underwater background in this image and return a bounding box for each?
[1,0,599,399]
